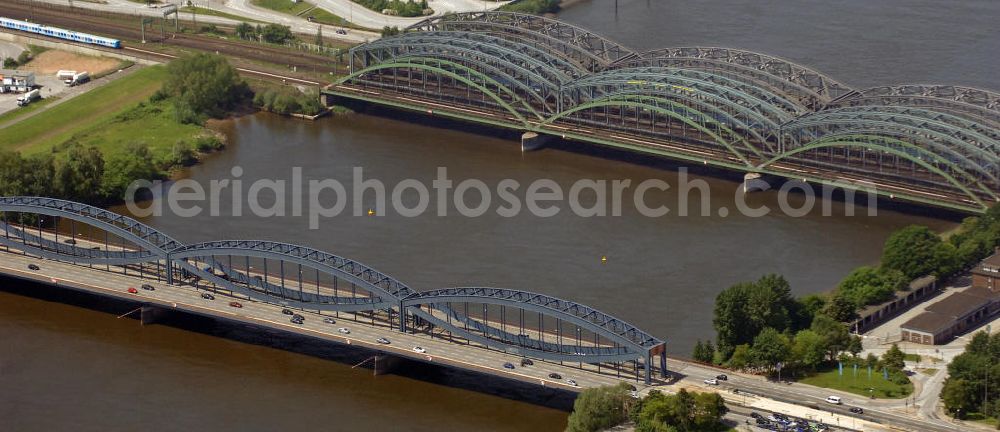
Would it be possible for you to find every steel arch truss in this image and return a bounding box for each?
[828,84,1000,129]
[0,197,666,374]
[407,11,636,69]
[622,47,854,108]
[0,197,180,255]
[784,106,1000,182]
[402,287,664,363]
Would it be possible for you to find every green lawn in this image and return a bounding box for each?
[180,6,265,23]
[0,66,203,162]
[0,97,60,126]
[903,353,921,362]
[798,367,914,399]
[252,0,314,15]
[919,368,938,376]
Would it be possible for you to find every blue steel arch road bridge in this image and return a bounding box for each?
[325,11,1000,214]
[0,196,667,385]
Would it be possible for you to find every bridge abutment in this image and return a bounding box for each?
[742,172,768,193]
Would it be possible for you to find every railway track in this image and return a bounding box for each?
[1,1,344,78]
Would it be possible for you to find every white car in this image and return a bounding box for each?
[413,346,426,354]
[703,378,719,386]
[338,327,351,334]
[825,395,842,405]
[566,379,578,386]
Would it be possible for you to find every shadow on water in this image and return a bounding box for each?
[339,101,967,222]
[0,275,578,411]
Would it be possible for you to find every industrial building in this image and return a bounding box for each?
[900,252,1000,345]
[0,69,35,93]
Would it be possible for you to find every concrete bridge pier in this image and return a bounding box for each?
[742,172,768,193]
[140,305,168,325]
[371,353,403,376]
[521,132,552,152]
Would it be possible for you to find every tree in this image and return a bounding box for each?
[261,24,293,44]
[728,344,751,370]
[881,225,944,279]
[811,314,851,360]
[748,327,790,369]
[635,389,727,432]
[160,53,250,123]
[824,292,858,322]
[566,383,632,432]
[55,144,105,203]
[792,329,826,370]
[942,378,975,417]
[102,142,159,200]
[235,22,255,40]
[836,266,908,308]
[315,25,324,47]
[881,344,906,372]
[713,274,797,359]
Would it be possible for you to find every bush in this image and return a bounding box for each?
[193,135,224,152]
[565,383,632,432]
[169,140,197,166]
[16,50,31,65]
[2,57,17,68]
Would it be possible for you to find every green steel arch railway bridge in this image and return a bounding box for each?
[0,197,667,386]
[324,12,1000,214]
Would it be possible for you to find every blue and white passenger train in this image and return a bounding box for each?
[0,17,121,49]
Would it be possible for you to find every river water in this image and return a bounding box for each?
[3,1,997,430]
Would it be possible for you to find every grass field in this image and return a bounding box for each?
[252,0,314,15]
[0,66,204,162]
[180,6,265,23]
[798,367,914,399]
[0,97,60,126]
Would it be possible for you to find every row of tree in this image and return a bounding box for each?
[942,331,1000,422]
[234,22,295,44]
[499,0,560,14]
[565,383,727,432]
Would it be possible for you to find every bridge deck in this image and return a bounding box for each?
[0,251,656,392]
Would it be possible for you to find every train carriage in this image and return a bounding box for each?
[0,16,121,49]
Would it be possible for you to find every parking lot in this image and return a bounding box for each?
[0,45,124,118]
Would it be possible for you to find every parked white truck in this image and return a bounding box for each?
[56,70,76,81]
[64,71,89,87]
[16,88,40,106]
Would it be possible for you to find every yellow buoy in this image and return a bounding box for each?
[368,209,375,216]
[601,256,608,264]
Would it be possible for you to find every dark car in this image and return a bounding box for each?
[849,407,864,414]
[323,317,336,324]
[141,284,155,291]
[201,293,215,300]
[63,239,77,245]
[548,372,561,379]
[503,362,515,370]
[292,314,304,321]
[282,308,294,315]
[290,316,304,324]
[27,264,40,271]
[716,374,728,381]
[750,412,762,420]
[520,358,534,366]
[306,16,315,22]
[335,29,347,35]
[229,301,243,308]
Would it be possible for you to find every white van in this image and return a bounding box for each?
[825,395,842,405]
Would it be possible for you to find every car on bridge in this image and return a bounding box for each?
[376,337,390,344]
[338,327,350,334]
[127,287,138,294]
[229,301,243,308]
[413,346,426,353]
[290,316,304,325]
[27,264,40,271]
[282,308,294,315]
[520,358,533,366]
[503,362,515,370]
[201,293,215,300]
[716,374,728,381]
[566,379,578,386]
[825,396,842,405]
[323,317,335,324]
[63,239,76,245]
[849,407,864,414]
[141,284,155,291]
[548,373,561,379]
[703,378,719,385]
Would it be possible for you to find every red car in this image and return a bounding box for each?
[229,301,243,308]
[127,287,138,294]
